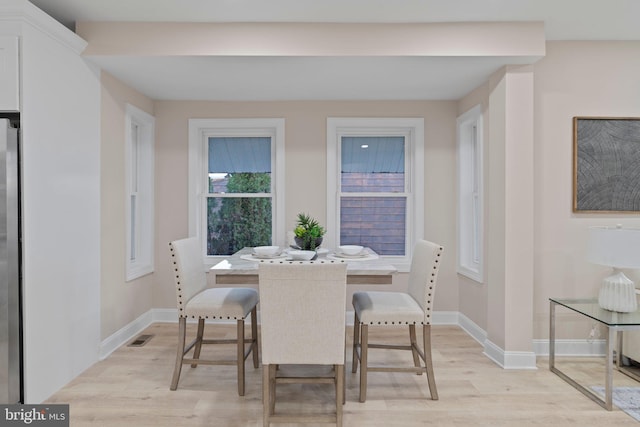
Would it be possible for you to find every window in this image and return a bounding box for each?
[327,118,424,270]
[189,119,285,262]
[125,104,155,281]
[457,105,484,282]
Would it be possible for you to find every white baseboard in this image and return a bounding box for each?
[150,308,180,324]
[458,313,487,345]
[483,339,538,370]
[432,311,459,325]
[99,310,155,360]
[99,309,607,366]
[99,308,242,359]
[533,338,606,357]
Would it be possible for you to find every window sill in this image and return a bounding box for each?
[126,265,154,282]
[457,267,483,284]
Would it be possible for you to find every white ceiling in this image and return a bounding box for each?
[28,0,640,101]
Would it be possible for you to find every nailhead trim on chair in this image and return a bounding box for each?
[424,246,443,325]
[169,242,185,315]
[259,259,345,265]
[169,241,246,321]
[182,315,245,320]
[364,321,428,325]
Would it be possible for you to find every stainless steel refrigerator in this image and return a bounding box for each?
[0,116,22,403]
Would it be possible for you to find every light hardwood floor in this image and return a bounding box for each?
[46,323,640,426]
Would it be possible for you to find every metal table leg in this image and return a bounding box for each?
[549,300,614,410]
[549,300,556,371]
[605,326,614,410]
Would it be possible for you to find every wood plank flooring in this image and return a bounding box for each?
[45,323,640,426]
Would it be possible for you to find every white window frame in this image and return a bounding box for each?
[125,104,155,281]
[457,105,484,283]
[327,118,424,272]
[188,118,285,266]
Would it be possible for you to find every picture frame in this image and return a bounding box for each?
[573,117,640,213]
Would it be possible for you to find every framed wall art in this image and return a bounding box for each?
[573,117,640,212]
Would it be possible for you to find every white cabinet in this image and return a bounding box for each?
[1,0,100,403]
[0,36,19,111]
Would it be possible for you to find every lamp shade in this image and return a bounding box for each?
[587,226,640,269]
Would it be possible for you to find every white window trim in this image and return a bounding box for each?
[457,105,484,283]
[327,117,424,272]
[188,118,285,266]
[125,104,155,281]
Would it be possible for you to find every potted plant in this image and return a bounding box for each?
[293,212,325,250]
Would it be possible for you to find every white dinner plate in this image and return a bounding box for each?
[240,254,288,262]
[252,253,284,259]
[327,252,378,261]
[332,251,368,259]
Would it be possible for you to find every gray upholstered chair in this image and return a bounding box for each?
[352,239,443,402]
[168,237,259,396]
[258,260,347,427]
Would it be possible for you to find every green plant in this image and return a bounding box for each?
[293,212,325,250]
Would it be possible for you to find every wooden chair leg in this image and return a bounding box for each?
[269,364,277,414]
[237,319,246,396]
[359,324,369,402]
[352,312,360,373]
[170,317,187,390]
[251,307,259,368]
[336,364,344,427]
[343,356,346,405]
[409,324,423,375]
[191,318,205,368]
[423,324,438,400]
[262,364,270,427]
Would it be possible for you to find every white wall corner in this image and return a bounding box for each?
[460,314,538,369]
[483,339,538,370]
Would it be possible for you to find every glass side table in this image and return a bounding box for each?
[549,298,640,410]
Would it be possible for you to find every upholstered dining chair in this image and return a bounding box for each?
[168,237,259,396]
[258,260,348,427]
[352,239,443,402]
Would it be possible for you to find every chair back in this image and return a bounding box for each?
[169,237,207,317]
[407,240,444,324]
[258,261,347,365]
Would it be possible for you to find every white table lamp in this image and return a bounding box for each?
[588,225,640,312]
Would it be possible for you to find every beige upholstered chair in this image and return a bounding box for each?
[258,260,348,427]
[168,237,259,396]
[352,239,443,402]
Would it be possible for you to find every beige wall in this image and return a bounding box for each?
[100,71,155,339]
[153,100,459,311]
[78,21,544,57]
[98,40,640,351]
[453,41,640,347]
[532,41,640,339]
[88,19,545,350]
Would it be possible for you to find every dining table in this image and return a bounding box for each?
[210,247,397,285]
